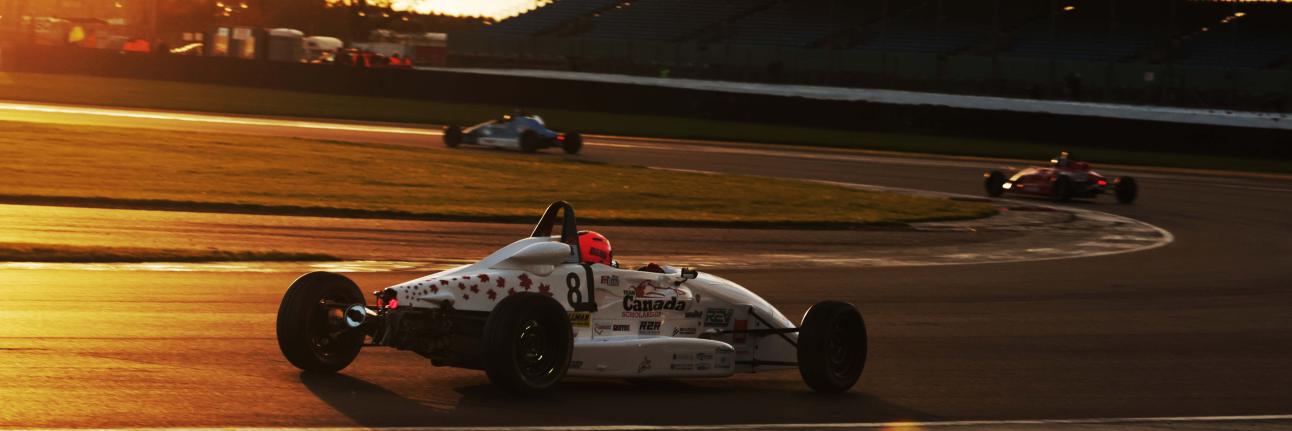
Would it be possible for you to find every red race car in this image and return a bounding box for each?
[983,153,1138,204]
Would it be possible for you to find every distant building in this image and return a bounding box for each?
[5,0,152,38]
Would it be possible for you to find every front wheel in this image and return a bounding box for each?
[443,126,463,148]
[276,272,366,373]
[561,132,583,155]
[482,293,573,394]
[983,170,1006,197]
[1114,176,1137,204]
[797,300,867,393]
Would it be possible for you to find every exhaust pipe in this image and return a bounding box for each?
[343,304,367,329]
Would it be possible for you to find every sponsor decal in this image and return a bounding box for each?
[593,322,633,337]
[639,320,662,335]
[684,310,703,319]
[704,308,733,327]
[733,319,748,344]
[671,353,694,361]
[623,293,689,314]
[620,280,692,314]
[670,363,694,370]
[672,326,698,337]
[637,356,652,373]
[570,360,583,369]
[623,310,662,318]
[696,352,713,361]
[599,275,620,287]
[697,363,711,371]
[569,312,591,328]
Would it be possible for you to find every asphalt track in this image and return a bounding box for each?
[1,102,1291,429]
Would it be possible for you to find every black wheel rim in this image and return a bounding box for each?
[516,319,557,378]
[824,317,861,381]
[305,289,354,362]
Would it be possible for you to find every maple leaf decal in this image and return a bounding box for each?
[537,283,552,296]
[470,284,480,293]
[518,274,533,290]
[496,277,506,288]
[477,274,490,282]
[487,290,497,301]
[430,285,439,294]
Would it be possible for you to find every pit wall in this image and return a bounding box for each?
[2,44,1287,158]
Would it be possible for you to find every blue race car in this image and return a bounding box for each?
[443,113,583,154]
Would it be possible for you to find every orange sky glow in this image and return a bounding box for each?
[385,0,551,20]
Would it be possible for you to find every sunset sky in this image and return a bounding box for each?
[387,0,550,20]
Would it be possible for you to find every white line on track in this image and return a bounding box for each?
[0,101,441,136]
[651,167,1176,266]
[23,414,1292,431]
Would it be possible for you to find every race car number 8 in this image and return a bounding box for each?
[566,272,582,305]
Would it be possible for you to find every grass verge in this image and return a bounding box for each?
[1,72,1287,174]
[0,242,337,263]
[0,119,994,228]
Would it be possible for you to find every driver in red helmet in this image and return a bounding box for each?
[580,231,667,272]
[578,231,613,266]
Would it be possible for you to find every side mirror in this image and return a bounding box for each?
[505,242,574,266]
[680,267,699,281]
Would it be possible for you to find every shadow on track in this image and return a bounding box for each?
[300,371,935,427]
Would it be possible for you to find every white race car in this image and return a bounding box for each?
[442,113,583,154]
[276,201,868,394]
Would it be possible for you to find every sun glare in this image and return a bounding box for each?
[385,0,551,20]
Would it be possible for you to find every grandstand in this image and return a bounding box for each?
[449,0,1292,111]
[486,0,620,36]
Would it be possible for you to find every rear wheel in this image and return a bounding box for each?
[276,272,366,373]
[519,131,540,153]
[1052,175,1074,202]
[797,300,867,393]
[443,126,463,148]
[983,170,1006,197]
[1114,176,1138,204]
[482,293,573,394]
[561,132,583,155]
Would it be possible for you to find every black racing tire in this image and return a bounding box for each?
[482,293,573,394]
[1114,176,1138,204]
[983,170,1006,197]
[443,126,463,148]
[519,131,541,153]
[797,300,867,393]
[561,132,583,155]
[1052,175,1074,202]
[276,272,366,373]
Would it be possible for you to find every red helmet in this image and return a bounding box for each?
[578,231,612,265]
